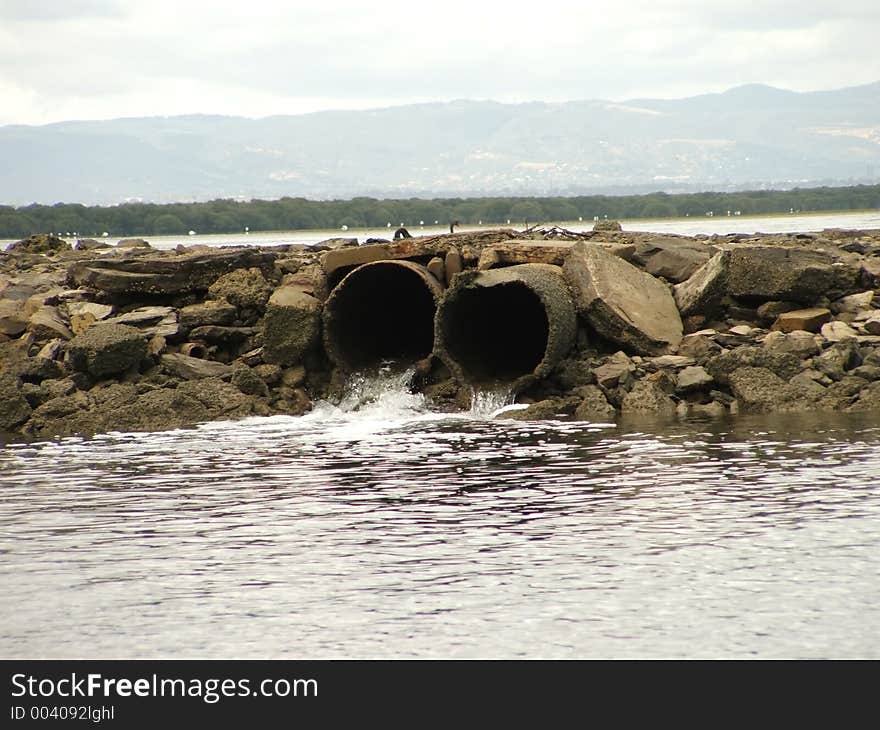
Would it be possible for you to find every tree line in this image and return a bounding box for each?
[1,184,879,239]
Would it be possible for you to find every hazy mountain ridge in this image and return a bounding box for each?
[2,82,879,205]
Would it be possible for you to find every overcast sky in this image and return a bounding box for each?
[0,0,878,126]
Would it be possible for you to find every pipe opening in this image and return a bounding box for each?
[323,260,441,370]
[439,282,550,382]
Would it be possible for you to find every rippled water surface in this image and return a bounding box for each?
[2,378,879,658]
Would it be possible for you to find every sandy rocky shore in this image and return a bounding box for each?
[2,223,880,440]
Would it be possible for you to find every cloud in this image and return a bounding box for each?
[0,0,878,125]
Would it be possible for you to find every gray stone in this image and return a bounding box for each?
[231,364,270,396]
[676,365,714,393]
[0,374,31,430]
[673,251,729,316]
[621,379,677,416]
[706,345,801,385]
[262,287,321,367]
[67,248,277,296]
[820,321,858,342]
[208,267,274,313]
[726,246,860,303]
[563,242,683,355]
[573,385,616,420]
[813,340,860,381]
[188,325,258,345]
[0,299,28,336]
[728,367,814,413]
[103,306,179,338]
[593,352,635,389]
[676,333,722,360]
[762,330,821,359]
[67,323,148,378]
[160,353,232,380]
[504,396,581,421]
[27,306,73,341]
[830,291,874,314]
[179,300,238,331]
[67,302,113,321]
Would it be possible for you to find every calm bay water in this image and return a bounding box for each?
[1,375,879,659]
[2,212,880,658]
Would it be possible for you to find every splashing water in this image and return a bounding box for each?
[469,386,521,419]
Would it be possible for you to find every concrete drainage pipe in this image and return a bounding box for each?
[434,263,577,390]
[322,259,444,371]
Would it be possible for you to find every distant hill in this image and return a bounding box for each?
[2,82,879,205]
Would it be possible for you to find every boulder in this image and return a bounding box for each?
[728,367,814,413]
[830,291,874,314]
[102,306,179,339]
[593,352,635,389]
[563,242,683,355]
[179,300,238,331]
[673,251,729,316]
[762,330,821,359]
[208,267,273,313]
[725,246,860,303]
[675,365,714,393]
[573,385,616,420]
[67,248,277,296]
[67,323,148,378]
[504,396,581,421]
[593,219,622,232]
[622,238,714,283]
[231,364,269,396]
[261,286,321,366]
[116,238,151,249]
[621,379,676,416]
[160,353,232,381]
[0,374,31,430]
[0,299,28,336]
[706,345,801,385]
[7,233,70,255]
[820,321,858,342]
[771,308,831,333]
[27,306,73,341]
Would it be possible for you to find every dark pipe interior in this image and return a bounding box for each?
[441,283,549,382]
[327,263,437,369]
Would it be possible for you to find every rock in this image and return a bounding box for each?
[850,381,880,411]
[676,365,714,393]
[553,358,596,390]
[850,365,880,382]
[629,238,713,283]
[726,246,860,303]
[312,237,358,251]
[505,396,581,420]
[262,287,321,366]
[67,248,277,296]
[74,238,111,251]
[830,290,874,314]
[762,330,821,358]
[706,345,801,385]
[676,333,722,361]
[563,242,683,355]
[478,241,575,269]
[756,300,800,323]
[70,312,96,335]
[621,379,676,416]
[728,367,814,413]
[649,354,695,369]
[0,374,31,430]
[67,323,148,378]
[67,302,113,321]
[593,219,622,232]
[0,299,28,336]
[445,249,463,286]
[179,300,238,331]
[813,340,860,381]
[593,352,635,389]
[771,307,832,333]
[117,238,151,249]
[427,256,445,284]
[208,267,273,313]
[231,364,269,396]
[817,376,869,410]
[160,353,232,380]
[188,325,258,345]
[254,363,283,385]
[820,321,858,342]
[27,307,73,341]
[865,314,880,336]
[727,325,756,337]
[573,385,616,420]
[673,250,729,316]
[7,233,70,255]
[102,306,179,338]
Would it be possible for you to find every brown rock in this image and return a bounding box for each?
[771,308,832,333]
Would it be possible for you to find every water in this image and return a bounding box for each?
[4,210,879,250]
[1,371,879,659]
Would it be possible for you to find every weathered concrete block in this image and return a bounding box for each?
[262,286,321,366]
[67,323,147,378]
[771,307,832,333]
[673,251,729,317]
[563,242,683,355]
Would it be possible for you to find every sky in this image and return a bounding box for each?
[0,0,878,127]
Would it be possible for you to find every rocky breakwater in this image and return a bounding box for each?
[2,224,880,439]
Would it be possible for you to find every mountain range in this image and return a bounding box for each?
[2,82,879,206]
